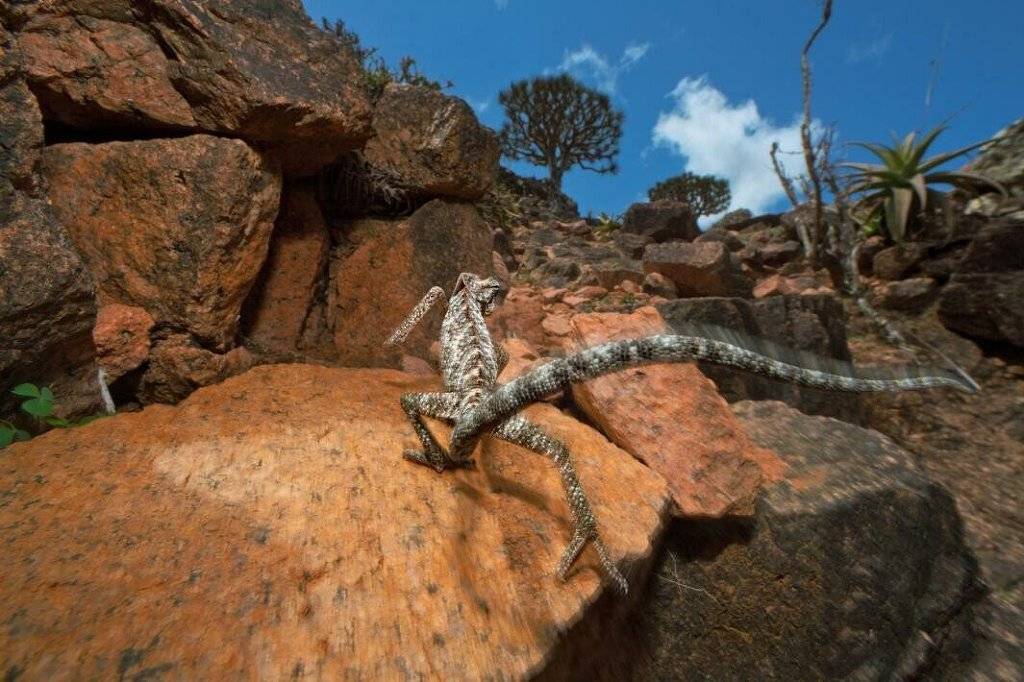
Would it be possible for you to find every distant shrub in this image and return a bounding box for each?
[647,172,731,217]
[321,19,451,100]
[591,212,622,240]
[498,74,623,191]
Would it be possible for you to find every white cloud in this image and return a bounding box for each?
[470,98,490,114]
[622,42,650,66]
[494,0,509,9]
[652,76,813,219]
[846,33,892,64]
[557,42,651,94]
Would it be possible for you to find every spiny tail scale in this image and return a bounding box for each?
[448,333,977,460]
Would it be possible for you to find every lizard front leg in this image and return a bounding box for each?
[492,415,628,594]
[399,391,473,473]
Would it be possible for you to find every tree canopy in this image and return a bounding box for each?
[498,74,623,191]
[647,172,731,217]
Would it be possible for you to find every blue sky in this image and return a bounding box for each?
[303,0,1023,220]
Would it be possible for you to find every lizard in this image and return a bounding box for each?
[386,272,979,595]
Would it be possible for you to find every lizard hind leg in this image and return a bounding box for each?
[493,415,629,594]
[399,391,472,473]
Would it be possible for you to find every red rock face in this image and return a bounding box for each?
[643,240,753,298]
[18,15,197,130]
[15,1,373,174]
[41,135,282,351]
[0,365,670,679]
[0,80,97,415]
[569,306,785,517]
[243,186,330,356]
[92,304,155,381]
[330,200,493,366]
[138,334,256,404]
[621,200,700,242]
[364,84,500,199]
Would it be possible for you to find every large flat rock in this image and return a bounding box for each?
[597,400,982,681]
[569,306,785,518]
[0,365,669,679]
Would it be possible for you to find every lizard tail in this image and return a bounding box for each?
[384,286,446,347]
[448,333,977,459]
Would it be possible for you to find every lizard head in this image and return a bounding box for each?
[455,273,507,316]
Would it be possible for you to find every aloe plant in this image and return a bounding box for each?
[843,125,1004,242]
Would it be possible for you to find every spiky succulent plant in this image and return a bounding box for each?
[843,125,1004,242]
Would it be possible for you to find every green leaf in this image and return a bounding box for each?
[14,429,30,442]
[900,131,917,157]
[839,161,888,174]
[21,397,54,418]
[40,387,54,403]
[909,173,928,209]
[849,141,902,169]
[918,139,992,173]
[886,188,914,243]
[45,416,70,428]
[0,427,12,448]
[924,170,1007,194]
[908,125,947,167]
[11,383,40,398]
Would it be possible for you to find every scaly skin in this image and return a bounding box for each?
[387,272,978,595]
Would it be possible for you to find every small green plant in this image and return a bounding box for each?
[591,212,622,240]
[0,420,29,448]
[843,125,1004,243]
[0,383,105,450]
[321,19,451,100]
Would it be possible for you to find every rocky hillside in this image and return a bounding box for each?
[1,1,1021,679]
[1,0,500,416]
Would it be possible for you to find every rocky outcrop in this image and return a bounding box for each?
[643,241,753,298]
[92,304,155,382]
[603,401,981,681]
[243,185,330,357]
[621,200,699,242]
[330,200,493,366]
[711,208,752,229]
[871,277,939,311]
[589,260,645,290]
[14,0,373,175]
[0,79,97,416]
[363,84,500,200]
[740,238,802,269]
[963,117,1024,196]
[939,220,1024,347]
[0,364,669,679]
[495,166,578,221]
[42,135,282,351]
[939,273,1024,347]
[656,294,861,421]
[138,333,256,403]
[873,242,928,280]
[612,230,652,259]
[569,307,785,517]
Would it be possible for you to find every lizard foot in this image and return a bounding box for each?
[403,449,475,473]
